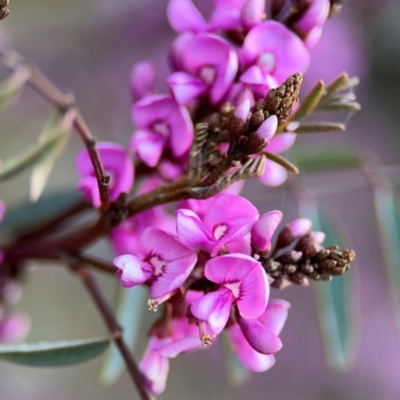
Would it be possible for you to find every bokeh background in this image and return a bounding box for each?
[1,0,400,399]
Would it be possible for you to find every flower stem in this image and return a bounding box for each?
[75,267,155,400]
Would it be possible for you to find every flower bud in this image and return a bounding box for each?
[251,210,283,254]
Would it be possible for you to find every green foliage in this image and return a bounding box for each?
[98,285,147,385]
[0,336,109,366]
[301,200,357,372]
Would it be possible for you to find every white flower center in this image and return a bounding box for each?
[149,256,165,276]
[152,121,170,138]
[257,52,276,73]
[199,66,216,85]
[213,224,228,240]
[224,282,241,298]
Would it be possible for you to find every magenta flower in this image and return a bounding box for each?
[251,210,283,254]
[111,177,175,256]
[130,94,193,167]
[240,0,266,31]
[191,253,269,337]
[130,61,156,101]
[76,142,134,208]
[228,299,290,371]
[294,0,330,48]
[259,133,297,186]
[114,227,197,299]
[139,350,169,396]
[167,34,238,105]
[239,21,309,99]
[176,194,259,256]
[167,0,246,34]
[0,311,31,344]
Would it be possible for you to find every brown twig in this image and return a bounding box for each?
[75,267,155,400]
[73,254,117,275]
[0,49,111,212]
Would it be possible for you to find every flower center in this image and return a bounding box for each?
[149,255,165,276]
[257,52,276,73]
[199,66,216,85]
[152,121,170,138]
[224,281,241,298]
[213,224,228,240]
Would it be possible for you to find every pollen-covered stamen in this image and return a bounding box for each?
[149,255,165,277]
[199,321,216,346]
[213,224,228,241]
[199,66,217,85]
[224,281,241,299]
[147,291,178,312]
[147,299,159,312]
[257,52,276,73]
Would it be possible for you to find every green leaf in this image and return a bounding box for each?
[293,122,345,134]
[0,110,73,183]
[0,67,30,113]
[29,110,72,202]
[372,187,400,337]
[0,189,82,235]
[323,72,349,99]
[299,200,357,372]
[291,80,325,122]
[220,330,250,387]
[315,101,361,113]
[0,336,109,366]
[98,285,147,386]
[291,146,363,174]
[263,151,299,174]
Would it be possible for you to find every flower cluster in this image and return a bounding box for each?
[125,0,330,188]
[70,0,355,396]
[113,193,331,394]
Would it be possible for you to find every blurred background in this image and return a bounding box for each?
[1,0,400,399]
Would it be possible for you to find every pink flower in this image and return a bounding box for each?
[76,142,134,208]
[239,21,309,100]
[130,95,193,167]
[114,227,197,299]
[167,34,238,105]
[111,177,175,256]
[240,0,266,31]
[167,0,246,34]
[294,0,330,48]
[0,311,31,343]
[176,194,259,256]
[259,133,297,186]
[251,210,283,254]
[191,253,269,337]
[139,350,169,395]
[228,299,290,372]
[130,61,156,101]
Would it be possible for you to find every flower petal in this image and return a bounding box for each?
[228,323,276,372]
[130,130,165,167]
[176,209,215,252]
[258,299,290,335]
[139,350,169,396]
[114,254,152,288]
[205,254,268,319]
[130,61,155,101]
[190,288,235,334]
[266,133,296,154]
[167,0,208,33]
[238,315,282,354]
[258,159,288,187]
[240,0,266,31]
[167,72,207,105]
[256,115,278,142]
[251,210,283,253]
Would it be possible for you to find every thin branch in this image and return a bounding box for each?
[73,254,117,275]
[75,267,155,400]
[0,49,111,211]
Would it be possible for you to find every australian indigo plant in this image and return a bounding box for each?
[0,0,360,398]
